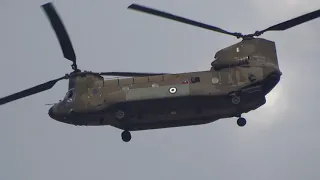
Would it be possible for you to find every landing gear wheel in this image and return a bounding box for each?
[121,130,131,142]
[115,110,125,120]
[237,117,246,127]
[231,95,241,104]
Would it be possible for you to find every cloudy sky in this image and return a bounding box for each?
[1,0,320,179]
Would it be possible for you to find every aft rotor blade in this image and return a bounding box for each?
[257,8,320,35]
[128,4,242,38]
[0,76,66,105]
[42,2,76,62]
[99,72,167,77]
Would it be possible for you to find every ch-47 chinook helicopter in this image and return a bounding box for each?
[1,2,320,142]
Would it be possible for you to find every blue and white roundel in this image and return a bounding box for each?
[169,87,177,94]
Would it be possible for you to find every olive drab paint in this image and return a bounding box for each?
[49,38,281,131]
[0,2,318,142]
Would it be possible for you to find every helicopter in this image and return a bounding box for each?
[0,2,319,142]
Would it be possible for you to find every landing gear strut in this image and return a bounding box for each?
[237,116,246,127]
[121,130,131,142]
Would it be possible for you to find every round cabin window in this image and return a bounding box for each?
[212,77,219,84]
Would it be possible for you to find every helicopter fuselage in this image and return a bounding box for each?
[2,2,319,142]
[48,38,282,131]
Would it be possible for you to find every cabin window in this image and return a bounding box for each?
[152,83,159,88]
[212,77,219,84]
[191,77,200,83]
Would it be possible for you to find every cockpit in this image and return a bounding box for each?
[48,88,77,124]
[48,73,104,124]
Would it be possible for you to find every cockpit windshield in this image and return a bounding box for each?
[64,88,75,102]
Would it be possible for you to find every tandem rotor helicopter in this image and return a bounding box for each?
[0,2,319,142]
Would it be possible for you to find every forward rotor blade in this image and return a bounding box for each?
[42,2,76,62]
[257,8,320,35]
[0,76,66,105]
[128,4,242,38]
[99,72,167,77]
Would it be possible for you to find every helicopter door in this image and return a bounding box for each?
[217,67,237,86]
[234,66,254,87]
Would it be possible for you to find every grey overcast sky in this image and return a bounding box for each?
[1,0,320,179]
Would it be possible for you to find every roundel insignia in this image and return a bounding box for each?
[169,87,177,94]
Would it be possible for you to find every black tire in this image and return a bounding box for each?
[237,117,246,127]
[121,130,131,142]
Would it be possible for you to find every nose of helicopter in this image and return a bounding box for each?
[48,104,61,120]
[48,104,73,123]
[48,106,55,119]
